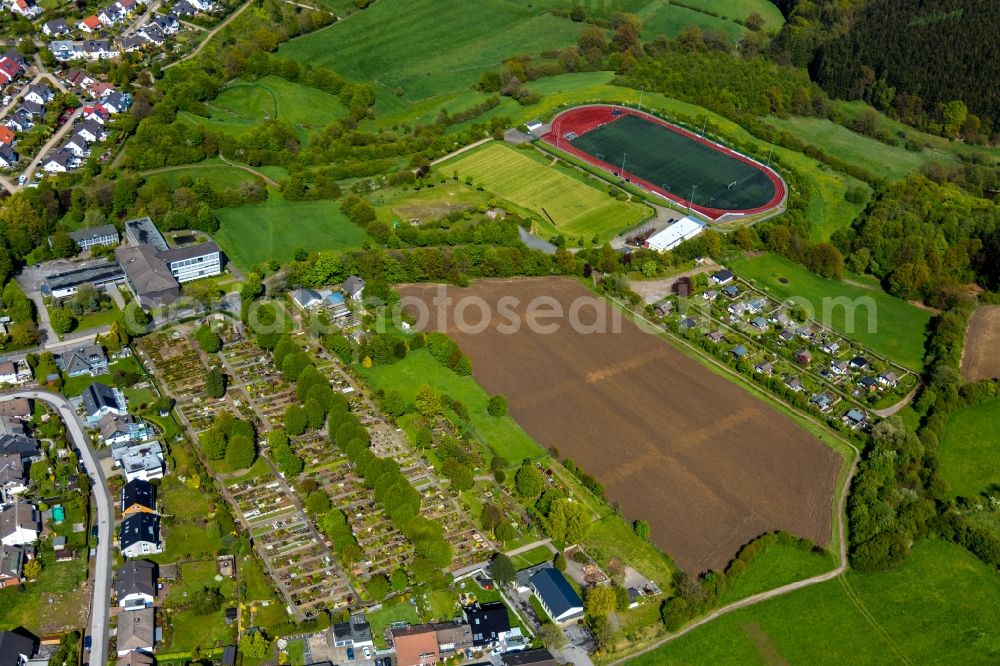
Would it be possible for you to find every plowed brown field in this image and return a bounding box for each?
[398,277,842,573]
[962,305,1000,381]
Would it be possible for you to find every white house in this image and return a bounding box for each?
[0,502,40,546]
[0,362,17,384]
[120,512,161,557]
[42,18,70,36]
[23,84,54,106]
[0,145,16,168]
[41,151,72,173]
[342,275,365,302]
[76,120,105,142]
[82,382,127,424]
[115,559,157,608]
[9,0,43,18]
[62,136,87,158]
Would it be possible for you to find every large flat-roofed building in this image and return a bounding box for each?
[124,216,168,251]
[49,224,119,251]
[643,216,704,253]
[159,242,221,283]
[42,259,124,298]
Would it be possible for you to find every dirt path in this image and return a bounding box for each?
[163,0,253,70]
[429,137,492,166]
[139,154,280,187]
[872,384,920,418]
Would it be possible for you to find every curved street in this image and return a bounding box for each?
[2,390,112,666]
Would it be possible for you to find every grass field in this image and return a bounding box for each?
[443,142,650,241]
[718,543,836,606]
[358,346,544,463]
[569,112,776,210]
[940,398,1000,498]
[279,0,584,111]
[764,115,944,181]
[154,160,263,190]
[367,180,491,226]
[0,552,89,633]
[727,254,932,371]
[633,540,1000,664]
[213,192,371,269]
[184,75,347,140]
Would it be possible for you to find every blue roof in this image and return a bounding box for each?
[530,567,582,619]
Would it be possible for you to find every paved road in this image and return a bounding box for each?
[23,108,83,182]
[2,389,113,666]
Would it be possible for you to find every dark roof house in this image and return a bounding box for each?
[463,602,510,647]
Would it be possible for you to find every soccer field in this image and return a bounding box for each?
[569,113,777,211]
[445,142,650,241]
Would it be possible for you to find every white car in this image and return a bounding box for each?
[492,645,504,655]
[362,647,371,659]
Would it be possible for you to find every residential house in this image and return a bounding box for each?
[290,288,323,310]
[878,371,899,388]
[810,393,833,412]
[0,126,15,147]
[502,650,558,666]
[711,269,734,285]
[844,409,867,429]
[329,613,373,649]
[115,606,155,655]
[42,18,70,36]
[342,275,365,301]
[721,284,740,298]
[41,151,72,173]
[796,324,815,339]
[731,345,748,359]
[727,301,749,317]
[48,40,82,62]
[754,361,773,376]
[118,35,147,53]
[654,301,672,317]
[98,6,121,25]
[82,40,117,61]
[859,376,878,393]
[9,0,43,18]
[0,433,40,463]
[706,330,724,344]
[0,363,17,385]
[82,105,110,124]
[831,360,849,376]
[529,567,583,623]
[0,630,36,666]
[778,328,795,343]
[137,23,165,46]
[88,81,116,98]
[747,297,766,314]
[0,57,21,86]
[100,413,149,445]
[63,69,95,88]
[0,545,25,585]
[821,340,841,355]
[121,479,156,516]
[0,145,16,168]
[433,622,472,656]
[151,13,179,33]
[76,119,106,143]
[79,15,101,31]
[0,502,40,546]
[463,602,510,647]
[24,84,54,107]
[0,454,27,503]
[0,398,32,421]
[119,512,161,557]
[171,0,196,15]
[390,624,439,666]
[4,109,32,131]
[113,440,164,482]
[795,349,812,366]
[702,289,718,301]
[750,316,768,330]
[849,356,869,370]
[17,100,43,118]
[187,0,214,10]
[82,382,127,424]
[57,344,108,377]
[784,375,804,392]
[678,317,697,331]
[2,49,24,67]
[62,136,87,159]
[115,559,157,608]
[116,650,154,666]
[771,311,794,328]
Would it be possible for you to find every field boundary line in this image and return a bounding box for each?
[838,576,913,665]
[602,295,860,666]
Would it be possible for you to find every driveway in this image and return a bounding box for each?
[2,390,113,666]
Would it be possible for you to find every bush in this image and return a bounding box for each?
[487,394,508,417]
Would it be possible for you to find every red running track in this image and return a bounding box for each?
[542,105,786,221]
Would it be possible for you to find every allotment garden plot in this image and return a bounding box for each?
[398,277,843,573]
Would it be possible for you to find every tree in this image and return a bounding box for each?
[200,428,226,460]
[23,558,41,579]
[540,622,566,649]
[515,463,543,500]
[225,435,255,470]
[547,499,590,544]
[487,394,508,417]
[49,308,75,335]
[442,458,474,492]
[495,521,515,542]
[304,398,326,430]
[366,573,390,599]
[382,390,406,417]
[633,519,651,540]
[584,585,617,620]
[204,367,226,398]
[195,325,222,353]
[490,553,515,585]
[554,552,567,571]
[239,631,272,659]
[746,11,765,31]
[284,404,307,436]
[414,384,441,417]
[941,100,968,137]
[305,491,331,515]
[190,587,224,615]
[50,231,79,258]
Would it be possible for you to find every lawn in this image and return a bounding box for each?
[213,192,372,270]
[632,540,1000,665]
[727,253,932,371]
[584,514,676,592]
[0,552,90,633]
[366,600,420,648]
[763,115,941,181]
[358,347,544,463]
[717,543,836,605]
[442,142,651,242]
[155,160,264,190]
[367,180,492,226]
[510,545,554,570]
[184,75,347,140]
[60,355,146,398]
[939,398,1000,498]
[279,0,585,111]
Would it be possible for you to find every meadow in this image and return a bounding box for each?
[632,540,1000,665]
[940,398,1000,498]
[443,142,651,241]
[357,346,544,463]
[152,159,265,190]
[727,253,932,371]
[182,75,347,139]
[213,192,371,269]
[717,543,836,606]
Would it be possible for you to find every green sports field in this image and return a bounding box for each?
[214,192,371,269]
[940,398,1000,498]
[569,114,777,211]
[444,142,650,241]
[632,539,1000,664]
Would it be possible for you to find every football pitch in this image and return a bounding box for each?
[569,113,778,212]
